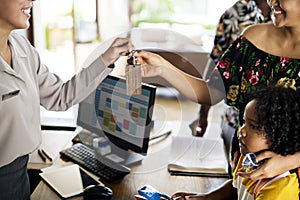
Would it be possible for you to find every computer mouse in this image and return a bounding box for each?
[83,185,113,200]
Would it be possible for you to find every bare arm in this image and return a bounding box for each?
[136,50,225,105]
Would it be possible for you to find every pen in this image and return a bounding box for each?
[150,130,172,140]
[37,149,46,162]
[41,149,53,162]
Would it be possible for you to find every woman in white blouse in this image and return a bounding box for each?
[0,0,133,199]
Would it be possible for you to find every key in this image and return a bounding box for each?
[126,50,142,95]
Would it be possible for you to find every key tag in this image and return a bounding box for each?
[126,50,142,95]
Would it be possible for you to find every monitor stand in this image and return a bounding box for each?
[94,144,144,168]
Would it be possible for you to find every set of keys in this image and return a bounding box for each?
[126,49,142,95]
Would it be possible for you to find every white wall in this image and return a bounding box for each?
[98,0,131,41]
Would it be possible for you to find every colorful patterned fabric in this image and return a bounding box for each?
[210,0,267,63]
[211,35,300,171]
[210,0,269,129]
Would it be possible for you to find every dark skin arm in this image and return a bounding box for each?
[190,58,215,136]
[136,50,225,105]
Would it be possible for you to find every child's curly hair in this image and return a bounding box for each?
[248,85,300,156]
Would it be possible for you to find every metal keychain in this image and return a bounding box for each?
[126,49,142,95]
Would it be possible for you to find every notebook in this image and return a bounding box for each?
[167,136,228,177]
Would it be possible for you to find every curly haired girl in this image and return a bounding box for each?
[234,85,300,199]
[172,85,300,199]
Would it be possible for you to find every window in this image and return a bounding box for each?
[32,0,237,127]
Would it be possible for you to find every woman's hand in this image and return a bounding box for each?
[101,37,134,66]
[237,151,300,180]
[134,50,171,77]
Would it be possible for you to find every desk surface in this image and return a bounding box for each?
[31,121,227,200]
[32,167,227,200]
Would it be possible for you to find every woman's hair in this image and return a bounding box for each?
[248,85,300,156]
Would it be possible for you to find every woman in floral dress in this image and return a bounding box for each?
[136,0,300,195]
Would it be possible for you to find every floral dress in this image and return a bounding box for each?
[210,0,270,130]
[210,35,300,171]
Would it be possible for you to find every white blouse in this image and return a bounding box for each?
[0,32,112,167]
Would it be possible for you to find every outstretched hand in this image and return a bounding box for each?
[237,150,298,180]
[101,37,134,66]
[134,50,170,77]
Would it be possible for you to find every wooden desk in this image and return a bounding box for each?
[31,121,228,200]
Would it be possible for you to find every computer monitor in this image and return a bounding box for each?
[77,74,156,166]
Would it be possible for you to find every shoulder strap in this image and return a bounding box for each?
[254,179,270,199]
[253,171,290,199]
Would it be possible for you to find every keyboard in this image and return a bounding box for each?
[59,143,131,183]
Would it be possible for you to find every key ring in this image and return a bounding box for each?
[242,153,260,170]
[127,49,138,66]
